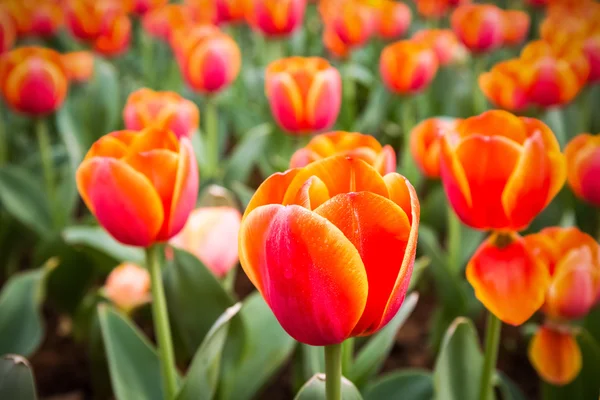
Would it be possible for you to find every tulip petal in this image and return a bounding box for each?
[440,136,473,225]
[239,204,368,345]
[84,135,130,160]
[306,68,341,131]
[285,176,330,210]
[383,173,418,224]
[529,326,582,386]
[127,126,179,155]
[244,168,300,218]
[267,73,304,132]
[76,158,164,247]
[314,192,411,335]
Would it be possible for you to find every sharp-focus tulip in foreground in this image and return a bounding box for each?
[380,40,438,94]
[410,117,461,179]
[529,325,582,386]
[467,231,550,325]
[104,263,151,311]
[245,0,306,37]
[565,133,600,206]
[451,4,504,53]
[439,110,566,231]
[0,46,68,115]
[412,29,467,66]
[265,57,341,134]
[0,7,16,54]
[124,88,200,140]
[290,131,396,175]
[76,128,199,247]
[239,155,420,345]
[61,51,95,83]
[479,60,530,111]
[169,207,241,277]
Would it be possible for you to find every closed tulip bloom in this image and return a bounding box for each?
[479,60,530,111]
[380,40,439,94]
[142,4,196,41]
[565,134,600,206]
[0,7,16,54]
[502,10,529,47]
[412,29,467,66]
[239,155,420,345]
[124,88,199,140]
[266,57,341,134]
[529,326,582,385]
[76,127,199,247]
[584,34,600,83]
[323,26,350,59]
[214,0,246,24]
[451,4,504,53]
[93,14,131,57]
[0,46,68,115]
[174,25,241,94]
[61,51,95,83]
[467,231,551,325]
[245,0,306,37]
[439,110,566,231]
[65,0,129,41]
[415,0,451,20]
[27,1,63,38]
[169,207,241,277]
[132,0,169,15]
[410,117,461,178]
[327,2,374,48]
[104,263,151,311]
[290,131,396,175]
[372,1,411,40]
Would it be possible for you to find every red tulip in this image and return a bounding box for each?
[245,0,306,37]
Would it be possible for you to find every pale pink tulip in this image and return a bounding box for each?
[104,263,151,311]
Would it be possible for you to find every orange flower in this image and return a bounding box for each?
[415,0,470,20]
[467,231,551,325]
[0,46,68,115]
[439,110,566,231]
[565,133,600,206]
[169,207,241,277]
[524,227,600,320]
[104,263,151,311]
[502,10,529,47]
[380,40,439,94]
[65,0,130,41]
[245,0,306,37]
[325,1,374,48]
[93,14,131,57]
[451,4,504,53]
[290,131,396,175]
[142,4,197,42]
[173,25,241,94]
[584,34,600,83]
[132,0,169,15]
[323,26,350,59]
[478,60,530,111]
[529,325,582,386]
[410,117,461,179]
[412,29,467,66]
[367,0,411,40]
[61,51,95,83]
[214,0,246,24]
[239,155,420,345]
[265,57,341,135]
[76,127,199,247]
[0,6,16,54]
[123,88,200,140]
[20,0,64,38]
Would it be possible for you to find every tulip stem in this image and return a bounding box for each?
[341,337,354,374]
[204,99,219,181]
[472,56,487,115]
[479,312,502,400]
[342,65,356,131]
[447,204,462,274]
[400,97,418,183]
[325,343,342,400]
[146,245,178,400]
[36,119,56,226]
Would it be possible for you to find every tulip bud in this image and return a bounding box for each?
[372,1,411,40]
[584,35,600,83]
[451,4,504,53]
[410,117,461,179]
[502,10,529,47]
[214,0,246,24]
[415,0,469,20]
[265,57,342,135]
[104,263,151,311]
[412,29,467,66]
[0,46,69,115]
[529,325,582,386]
[323,26,351,59]
[28,1,63,38]
[132,0,169,15]
[565,133,600,206]
[93,14,131,57]
[479,60,530,111]
[245,0,306,37]
[380,40,439,94]
[143,4,197,42]
[61,51,95,83]
[0,7,16,54]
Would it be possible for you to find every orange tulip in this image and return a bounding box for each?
[325,1,374,48]
[0,6,16,54]
[245,0,306,37]
[410,117,461,179]
[414,0,470,20]
[239,155,420,345]
[290,131,396,175]
[142,4,197,42]
[451,4,504,53]
[26,0,63,38]
[529,325,582,385]
[169,207,241,277]
[104,263,151,311]
[380,40,439,94]
[478,60,530,111]
[565,133,600,206]
[93,14,131,57]
[76,127,199,247]
[124,88,199,140]
[371,0,411,40]
[502,10,529,47]
[61,51,95,83]
[265,57,341,135]
[584,34,600,83]
[132,0,169,15]
[412,29,467,66]
[323,26,351,59]
[65,0,130,41]
[173,25,241,94]
[439,110,566,231]
[0,46,68,115]
[467,231,551,325]
[213,0,246,24]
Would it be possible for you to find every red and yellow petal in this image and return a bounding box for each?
[83,133,131,160]
[285,176,330,210]
[266,73,304,132]
[382,173,419,224]
[305,68,341,131]
[440,136,474,226]
[529,326,582,386]
[244,168,300,218]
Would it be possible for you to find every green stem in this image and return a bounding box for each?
[400,97,417,182]
[447,204,462,275]
[146,245,178,400]
[36,119,56,225]
[472,56,487,115]
[142,31,154,86]
[479,312,502,400]
[204,99,219,181]
[342,65,356,131]
[325,343,342,400]
[341,337,354,374]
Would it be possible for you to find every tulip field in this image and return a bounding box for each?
[1,0,600,399]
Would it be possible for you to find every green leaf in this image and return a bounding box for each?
[230,181,255,210]
[408,257,430,292]
[348,293,419,387]
[364,370,434,400]
[495,372,527,400]
[218,292,296,400]
[354,84,391,134]
[94,59,121,135]
[0,266,51,356]
[294,374,363,400]
[176,303,242,400]
[98,304,177,400]
[0,355,37,400]
[164,249,234,358]
[0,166,53,237]
[224,123,272,185]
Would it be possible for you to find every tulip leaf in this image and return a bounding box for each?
[364,370,434,400]
[98,304,178,400]
[294,374,363,400]
[218,292,296,400]
[0,166,53,237]
[223,123,273,185]
[0,355,37,400]
[0,266,51,357]
[495,372,527,400]
[296,344,325,385]
[164,249,235,359]
[347,293,419,388]
[176,303,241,400]
[93,59,121,135]
[230,181,255,210]
[354,84,391,134]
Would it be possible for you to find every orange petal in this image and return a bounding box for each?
[440,136,473,225]
[383,172,420,224]
[244,168,300,218]
[83,134,130,160]
[285,176,331,210]
[529,326,582,386]
[127,126,179,156]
